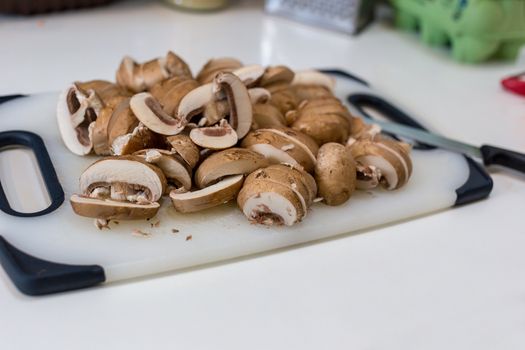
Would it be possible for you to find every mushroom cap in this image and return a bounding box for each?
[134,149,192,191]
[258,164,317,204]
[291,70,336,91]
[291,85,333,102]
[56,83,103,155]
[195,148,268,188]
[232,64,265,87]
[213,72,253,139]
[347,138,412,190]
[260,66,295,87]
[269,88,299,115]
[196,57,243,84]
[189,120,238,150]
[202,99,230,126]
[80,156,167,202]
[70,195,160,220]
[292,112,350,145]
[241,127,318,173]
[166,134,200,169]
[315,143,356,206]
[130,92,185,136]
[164,51,193,80]
[152,78,199,116]
[252,103,286,129]
[170,174,244,213]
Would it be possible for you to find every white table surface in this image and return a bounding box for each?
[1,1,525,349]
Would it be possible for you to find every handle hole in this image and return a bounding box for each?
[0,146,51,214]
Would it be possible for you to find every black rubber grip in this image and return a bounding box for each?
[481,144,525,173]
[0,130,64,217]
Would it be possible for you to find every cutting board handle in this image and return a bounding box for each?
[0,130,64,217]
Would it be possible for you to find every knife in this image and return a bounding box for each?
[372,119,525,173]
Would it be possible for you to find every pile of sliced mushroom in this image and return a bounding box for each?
[57,51,413,228]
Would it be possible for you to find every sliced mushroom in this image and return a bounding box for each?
[232,64,265,87]
[166,134,200,169]
[70,195,160,220]
[92,97,138,155]
[170,175,244,213]
[237,164,315,226]
[76,80,129,103]
[71,156,167,220]
[190,119,238,150]
[314,143,356,206]
[291,70,335,91]
[196,57,243,84]
[57,82,105,155]
[202,99,230,126]
[347,137,412,190]
[116,51,192,93]
[241,127,318,173]
[252,103,286,130]
[177,83,215,126]
[248,88,271,104]
[213,72,253,139]
[134,149,192,191]
[130,92,186,135]
[111,124,166,155]
[195,148,268,188]
[260,66,295,88]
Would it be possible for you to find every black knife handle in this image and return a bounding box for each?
[481,145,525,173]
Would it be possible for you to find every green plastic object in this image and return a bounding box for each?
[391,0,525,63]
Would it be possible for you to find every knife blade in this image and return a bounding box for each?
[371,119,525,174]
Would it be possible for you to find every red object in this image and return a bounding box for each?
[501,72,525,97]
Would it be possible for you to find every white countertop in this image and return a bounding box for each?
[1,1,525,349]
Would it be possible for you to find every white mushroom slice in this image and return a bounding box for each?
[70,195,160,220]
[195,148,268,188]
[57,83,103,155]
[134,149,192,191]
[213,72,253,139]
[80,156,166,202]
[232,64,265,87]
[291,70,336,91]
[130,92,186,135]
[177,83,215,124]
[170,175,244,213]
[248,88,271,104]
[189,119,238,150]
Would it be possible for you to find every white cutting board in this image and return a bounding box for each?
[0,74,488,292]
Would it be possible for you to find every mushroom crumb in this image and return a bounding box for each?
[150,220,161,228]
[132,229,152,238]
[94,218,110,230]
[171,228,179,234]
[313,197,324,203]
[186,235,192,241]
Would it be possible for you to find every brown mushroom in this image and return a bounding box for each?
[347,137,412,190]
[134,149,192,192]
[251,103,286,130]
[70,156,167,220]
[196,57,243,84]
[314,143,356,206]
[195,148,268,188]
[241,127,318,173]
[170,175,244,213]
[116,51,192,93]
[237,164,316,226]
[149,78,199,116]
[130,92,187,135]
[166,134,200,169]
[111,124,166,155]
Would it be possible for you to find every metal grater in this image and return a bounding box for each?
[265,0,376,35]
